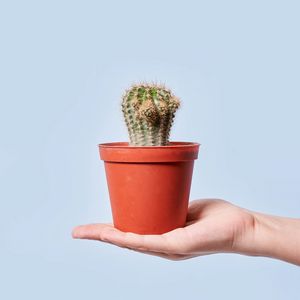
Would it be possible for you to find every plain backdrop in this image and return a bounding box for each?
[0,0,299,299]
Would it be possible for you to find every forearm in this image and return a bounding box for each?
[247,212,300,265]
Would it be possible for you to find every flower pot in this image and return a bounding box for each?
[99,142,200,234]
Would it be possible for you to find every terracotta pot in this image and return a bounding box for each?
[99,142,200,234]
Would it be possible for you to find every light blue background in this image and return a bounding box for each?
[1,0,299,299]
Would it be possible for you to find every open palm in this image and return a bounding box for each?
[72,199,256,260]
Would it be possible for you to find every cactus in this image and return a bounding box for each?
[122,83,180,146]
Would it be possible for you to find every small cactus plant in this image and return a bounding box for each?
[122,83,180,146]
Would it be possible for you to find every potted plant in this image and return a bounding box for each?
[99,83,200,234]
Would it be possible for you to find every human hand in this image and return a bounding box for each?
[72,199,257,260]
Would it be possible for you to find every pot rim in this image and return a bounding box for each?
[99,141,200,162]
[99,141,200,148]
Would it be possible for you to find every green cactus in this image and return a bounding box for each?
[122,83,180,146]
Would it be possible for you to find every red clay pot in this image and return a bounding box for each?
[99,142,200,234]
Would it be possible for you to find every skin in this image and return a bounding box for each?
[72,199,300,265]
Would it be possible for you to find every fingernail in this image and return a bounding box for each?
[72,227,82,239]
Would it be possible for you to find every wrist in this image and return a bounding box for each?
[245,211,300,265]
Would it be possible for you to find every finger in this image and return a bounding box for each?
[103,230,178,253]
[72,223,117,240]
[130,248,176,259]
[186,200,205,222]
[186,199,226,222]
[131,249,189,260]
[73,223,181,253]
[132,249,198,261]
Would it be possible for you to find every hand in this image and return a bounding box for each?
[72,199,257,260]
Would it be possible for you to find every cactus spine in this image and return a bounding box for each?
[122,83,180,146]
